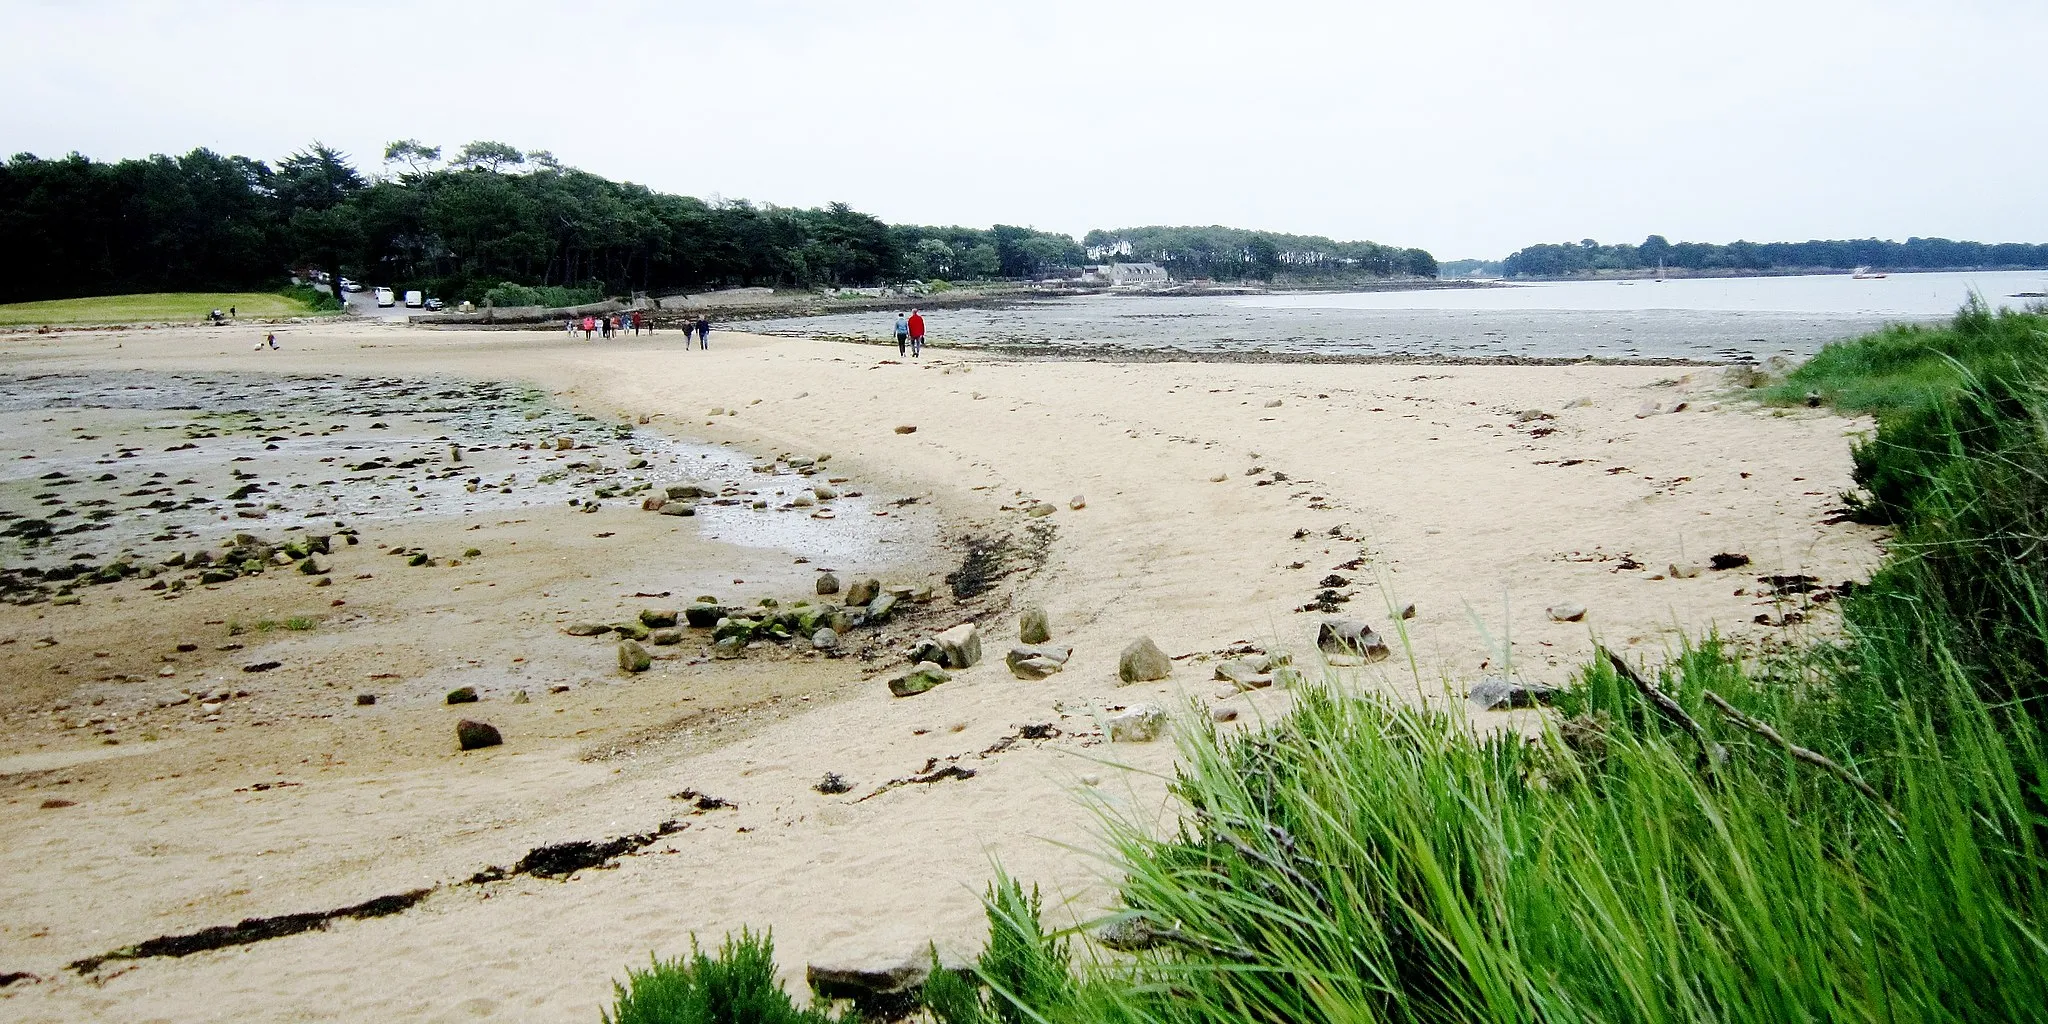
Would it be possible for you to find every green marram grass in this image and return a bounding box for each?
[0,291,328,326]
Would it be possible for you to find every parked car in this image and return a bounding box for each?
[339,278,364,293]
[374,287,395,308]
[403,290,424,309]
[423,297,444,311]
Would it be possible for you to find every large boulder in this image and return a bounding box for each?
[1118,637,1172,683]
[867,592,899,624]
[683,603,727,628]
[1317,619,1390,661]
[1107,703,1168,742]
[807,957,931,1019]
[456,719,502,751]
[812,627,839,651]
[617,639,652,673]
[1018,606,1051,644]
[816,572,841,595]
[845,578,881,607]
[888,662,951,697]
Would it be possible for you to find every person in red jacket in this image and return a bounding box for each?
[907,309,926,358]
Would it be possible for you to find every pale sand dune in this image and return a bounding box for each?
[0,322,1880,1021]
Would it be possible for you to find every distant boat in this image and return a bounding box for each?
[1852,267,1888,279]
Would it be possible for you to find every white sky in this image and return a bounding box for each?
[5,0,2044,259]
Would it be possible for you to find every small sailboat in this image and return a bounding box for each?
[1852,266,1888,280]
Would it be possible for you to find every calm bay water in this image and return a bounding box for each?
[752,270,2048,362]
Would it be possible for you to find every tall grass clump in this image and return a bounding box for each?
[950,302,2048,1024]
[603,930,839,1024]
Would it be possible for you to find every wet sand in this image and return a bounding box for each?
[0,320,1881,1021]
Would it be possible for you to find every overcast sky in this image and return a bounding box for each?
[6,0,2044,258]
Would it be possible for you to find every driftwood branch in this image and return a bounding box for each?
[1603,648,1726,770]
[1701,690,1901,826]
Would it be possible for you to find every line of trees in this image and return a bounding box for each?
[1502,235,2048,278]
[1081,225,1438,282]
[0,141,1095,305]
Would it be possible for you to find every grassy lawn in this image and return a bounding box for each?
[0,292,327,326]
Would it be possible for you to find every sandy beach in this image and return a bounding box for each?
[0,320,1881,1022]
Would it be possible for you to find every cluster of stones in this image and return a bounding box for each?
[568,571,937,671]
[637,455,846,520]
[9,528,362,606]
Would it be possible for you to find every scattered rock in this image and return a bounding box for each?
[1118,637,1172,683]
[893,425,917,434]
[1215,658,1275,690]
[511,690,530,704]
[812,627,839,651]
[888,662,951,697]
[638,608,679,628]
[1107,703,1168,742]
[355,694,376,706]
[658,501,697,517]
[845,578,880,607]
[648,627,685,646]
[1264,398,1283,408]
[242,660,281,673]
[1397,602,1417,620]
[867,592,900,623]
[456,719,502,750]
[617,639,652,673]
[1667,562,1703,579]
[683,604,726,628]
[1724,364,1768,389]
[1006,644,1072,679]
[1018,606,1050,644]
[1316,619,1389,661]
[1068,495,1086,510]
[929,622,983,669]
[816,572,840,595]
[1211,705,1240,723]
[612,621,652,641]
[1466,677,1559,711]
[712,636,746,659]
[1546,603,1587,623]
[813,485,838,501]
[445,687,479,705]
[806,958,930,1018]
[813,772,854,795]
[1026,502,1057,518]
[1210,473,1228,483]
[40,798,76,809]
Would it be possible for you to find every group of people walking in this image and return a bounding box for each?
[567,311,711,348]
[893,308,927,357]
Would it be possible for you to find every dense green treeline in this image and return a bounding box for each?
[0,142,1096,305]
[1083,224,1438,281]
[1504,233,2048,277]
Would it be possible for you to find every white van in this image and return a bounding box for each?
[403,290,424,308]
[374,287,396,308]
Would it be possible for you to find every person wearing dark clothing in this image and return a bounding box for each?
[894,312,909,356]
[696,316,710,349]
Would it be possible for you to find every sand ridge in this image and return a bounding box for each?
[0,321,1881,1022]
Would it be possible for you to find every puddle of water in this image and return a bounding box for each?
[0,372,930,576]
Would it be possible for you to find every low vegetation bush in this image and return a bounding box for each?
[603,930,838,1024]
[483,280,605,309]
[278,283,341,312]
